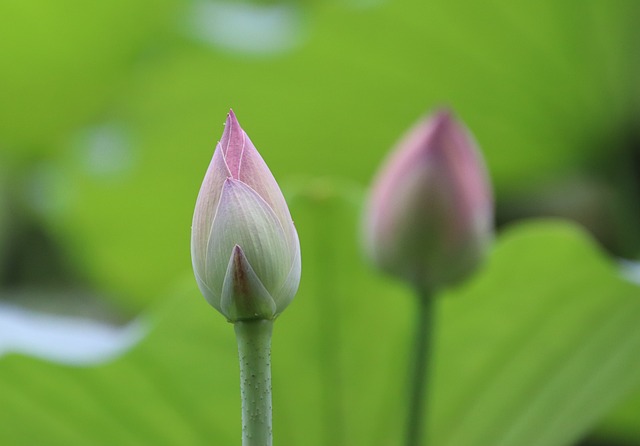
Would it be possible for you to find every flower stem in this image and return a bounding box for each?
[234,320,274,446]
[405,290,435,446]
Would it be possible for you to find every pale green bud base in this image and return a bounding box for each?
[234,320,274,446]
[405,290,435,446]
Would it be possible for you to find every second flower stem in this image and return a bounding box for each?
[405,290,435,446]
[235,319,274,446]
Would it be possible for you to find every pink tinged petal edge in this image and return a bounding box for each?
[424,114,492,236]
[366,113,441,264]
[194,268,222,312]
[366,111,491,254]
[191,144,232,285]
[221,245,277,321]
[365,109,493,287]
[270,230,301,315]
[205,179,292,298]
[220,110,246,180]
[369,162,435,275]
[221,110,297,255]
[440,116,493,226]
[235,135,297,251]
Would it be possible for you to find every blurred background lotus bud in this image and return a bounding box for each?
[364,110,493,292]
[191,111,301,322]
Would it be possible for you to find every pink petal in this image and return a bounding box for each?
[365,110,493,289]
[220,109,245,180]
[191,144,232,287]
[221,110,297,255]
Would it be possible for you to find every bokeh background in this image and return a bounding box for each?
[1,0,639,445]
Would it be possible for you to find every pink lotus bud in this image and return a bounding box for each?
[191,110,301,321]
[364,110,493,291]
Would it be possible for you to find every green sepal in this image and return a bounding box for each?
[221,245,277,322]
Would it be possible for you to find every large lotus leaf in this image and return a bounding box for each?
[1,202,639,446]
[593,388,640,445]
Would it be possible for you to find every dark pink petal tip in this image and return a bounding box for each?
[432,107,453,121]
[220,110,246,179]
[226,108,237,123]
[426,108,456,137]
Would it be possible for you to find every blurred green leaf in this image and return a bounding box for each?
[1,203,639,445]
[2,0,640,442]
[429,223,640,446]
[31,0,638,309]
[0,0,178,153]
[593,388,640,445]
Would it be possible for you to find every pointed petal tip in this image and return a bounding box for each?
[221,110,241,140]
[433,106,454,119]
[220,177,235,195]
[226,109,239,126]
[429,107,457,132]
[221,243,277,321]
[229,244,247,276]
[413,107,469,152]
[220,110,247,178]
[222,176,239,188]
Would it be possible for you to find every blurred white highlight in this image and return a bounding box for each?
[620,260,640,286]
[0,302,145,365]
[189,0,304,55]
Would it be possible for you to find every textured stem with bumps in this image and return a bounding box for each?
[234,320,274,446]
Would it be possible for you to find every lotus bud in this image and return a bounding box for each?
[191,110,301,322]
[364,110,493,292]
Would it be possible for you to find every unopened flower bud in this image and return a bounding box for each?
[364,110,493,291]
[191,110,301,321]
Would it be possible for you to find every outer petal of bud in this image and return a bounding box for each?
[191,110,301,321]
[221,245,277,321]
[364,110,493,291]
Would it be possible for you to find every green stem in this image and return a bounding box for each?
[234,320,274,446]
[405,290,435,446]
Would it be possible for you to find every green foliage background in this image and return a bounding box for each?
[0,0,639,445]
